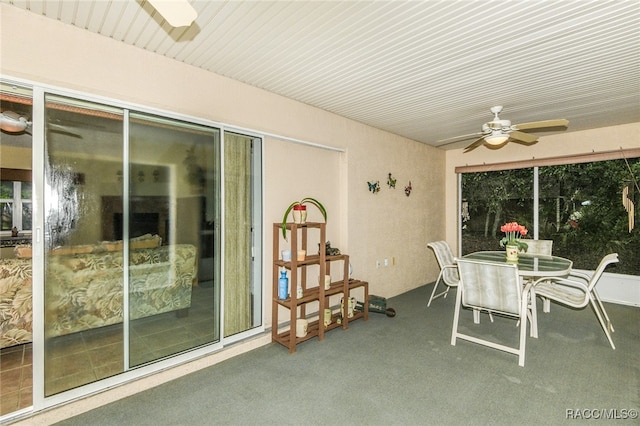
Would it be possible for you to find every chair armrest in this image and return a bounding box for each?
[533,276,589,293]
[567,270,591,282]
[533,276,590,308]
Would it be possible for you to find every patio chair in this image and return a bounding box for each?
[426,241,459,307]
[533,253,618,350]
[522,239,553,255]
[451,259,537,367]
[520,239,554,307]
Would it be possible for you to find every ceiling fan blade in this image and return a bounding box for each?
[463,136,487,153]
[435,132,483,147]
[509,130,538,144]
[48,123,83,138]
[514,119,569,131]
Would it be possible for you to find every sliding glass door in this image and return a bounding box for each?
[43,94,126,395]
[127,112,220,366]
[42,95,226,395]
[43,90,262,396]
[1,79,263,419]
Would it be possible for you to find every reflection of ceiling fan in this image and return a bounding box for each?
[0,110,82,138]
[0,110,31,133]
[438,106,569,152]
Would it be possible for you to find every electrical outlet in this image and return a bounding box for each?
[376,260,381,269]
[384,258,389,267]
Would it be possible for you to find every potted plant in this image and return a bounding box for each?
[281,197,327,240]
[499,221,528,261]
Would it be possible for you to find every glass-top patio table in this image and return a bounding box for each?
[462,251,573,278]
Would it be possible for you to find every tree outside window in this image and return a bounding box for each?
[462,158,639,275]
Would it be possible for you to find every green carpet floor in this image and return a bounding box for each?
[54,284,639,425]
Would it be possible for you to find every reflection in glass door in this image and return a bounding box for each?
[128,113,220,366]
[43,98,222,395]
[0,82,34,416]
[37,88,262,404]
[43,94,125,396]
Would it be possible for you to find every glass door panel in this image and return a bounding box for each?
[128,113,220,367]
[43,94,125,396]
[0,82,33,416]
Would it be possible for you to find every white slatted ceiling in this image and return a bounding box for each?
[2,0,638,149]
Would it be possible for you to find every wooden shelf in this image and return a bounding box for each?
[272,222,368,353]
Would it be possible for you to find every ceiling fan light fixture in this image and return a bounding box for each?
[147,0,197,27]
[485,133,509,145]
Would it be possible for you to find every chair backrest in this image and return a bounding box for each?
[456,259,522,315]
[587,253,619,291]
[427,241,459,285]
[522,239,553,255]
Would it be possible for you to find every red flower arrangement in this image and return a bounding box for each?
[500,222,529,252]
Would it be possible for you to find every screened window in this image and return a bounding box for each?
[461,156,640,275]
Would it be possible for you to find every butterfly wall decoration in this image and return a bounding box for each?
[368,181,380,194]
[387,173,397,189]
[404,181,412,197]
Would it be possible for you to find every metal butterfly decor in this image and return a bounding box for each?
[404,181,412,197]
[368,181,380,194]
[387,173,397,189]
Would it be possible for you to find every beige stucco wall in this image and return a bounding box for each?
[444,123,640,255]
[0,5,444,327]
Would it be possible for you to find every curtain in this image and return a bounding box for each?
[223,133,252,336]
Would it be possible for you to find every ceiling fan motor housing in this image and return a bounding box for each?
[483,119,511,133]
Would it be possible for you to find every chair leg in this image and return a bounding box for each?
[589,295,616,350]
[518,311,527,367]
[427,273,441,307]
[529,292,538,338]
[517,290,532,367]
[517,298,537,338]
[450,287,463,346]
[427,271,450,307]
[473,309,480,324]
[471,309,492,324]
[592,289,614,333]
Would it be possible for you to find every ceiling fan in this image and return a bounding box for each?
[438,106,569,152]
[147,0,197,27]
[1,110,82,138]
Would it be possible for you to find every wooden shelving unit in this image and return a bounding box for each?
[272,222,368,353]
